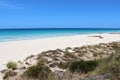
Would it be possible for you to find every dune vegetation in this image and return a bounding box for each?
[1,42,120,80]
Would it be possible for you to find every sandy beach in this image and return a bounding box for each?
[0,33,120,70]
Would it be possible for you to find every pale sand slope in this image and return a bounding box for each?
[0,33,120,70]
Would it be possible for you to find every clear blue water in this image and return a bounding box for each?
[0,28,120,42]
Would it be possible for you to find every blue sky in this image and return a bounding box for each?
[0,0,120,28]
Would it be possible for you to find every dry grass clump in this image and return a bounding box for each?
[3,70,17,79]
[63,51,78,61]
[58,62,70,69]
[73,47,81,53]
[65,47,72,51]
[26,55,34,60]
[110,42,120,48]
[38,57,48,64]
[93,51,105,58]
[49,62,59,68]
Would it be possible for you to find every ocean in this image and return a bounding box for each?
[0,28,120,42]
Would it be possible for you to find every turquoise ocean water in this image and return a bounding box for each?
[0,28,120,42]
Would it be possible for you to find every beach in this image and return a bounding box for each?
[0,33,120,70]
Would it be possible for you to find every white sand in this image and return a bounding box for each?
[0,33,120,70]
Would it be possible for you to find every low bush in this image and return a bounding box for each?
[69,60,98,73]
[23,62,51,80]
[6,61,17,70]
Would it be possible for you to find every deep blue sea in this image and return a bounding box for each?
[0,28,120,42]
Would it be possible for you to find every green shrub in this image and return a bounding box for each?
[109,63,120,79]
[116,55,120,63]
[3,70,17,79]
[92,50,120,79]
[6,61,17,70]
[69,60,98,73]
[23,62,51,80]
[58,62,69,69]
[107,53,120,79]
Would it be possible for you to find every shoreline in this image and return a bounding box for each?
[0,33,120,70]
[0,32,119,42]
[0,33,106,42]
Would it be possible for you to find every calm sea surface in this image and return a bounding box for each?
[0,28,120,42]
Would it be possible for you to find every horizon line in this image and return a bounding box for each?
[0,28,120,30]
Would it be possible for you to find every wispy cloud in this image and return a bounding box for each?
[0,0,23,9]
